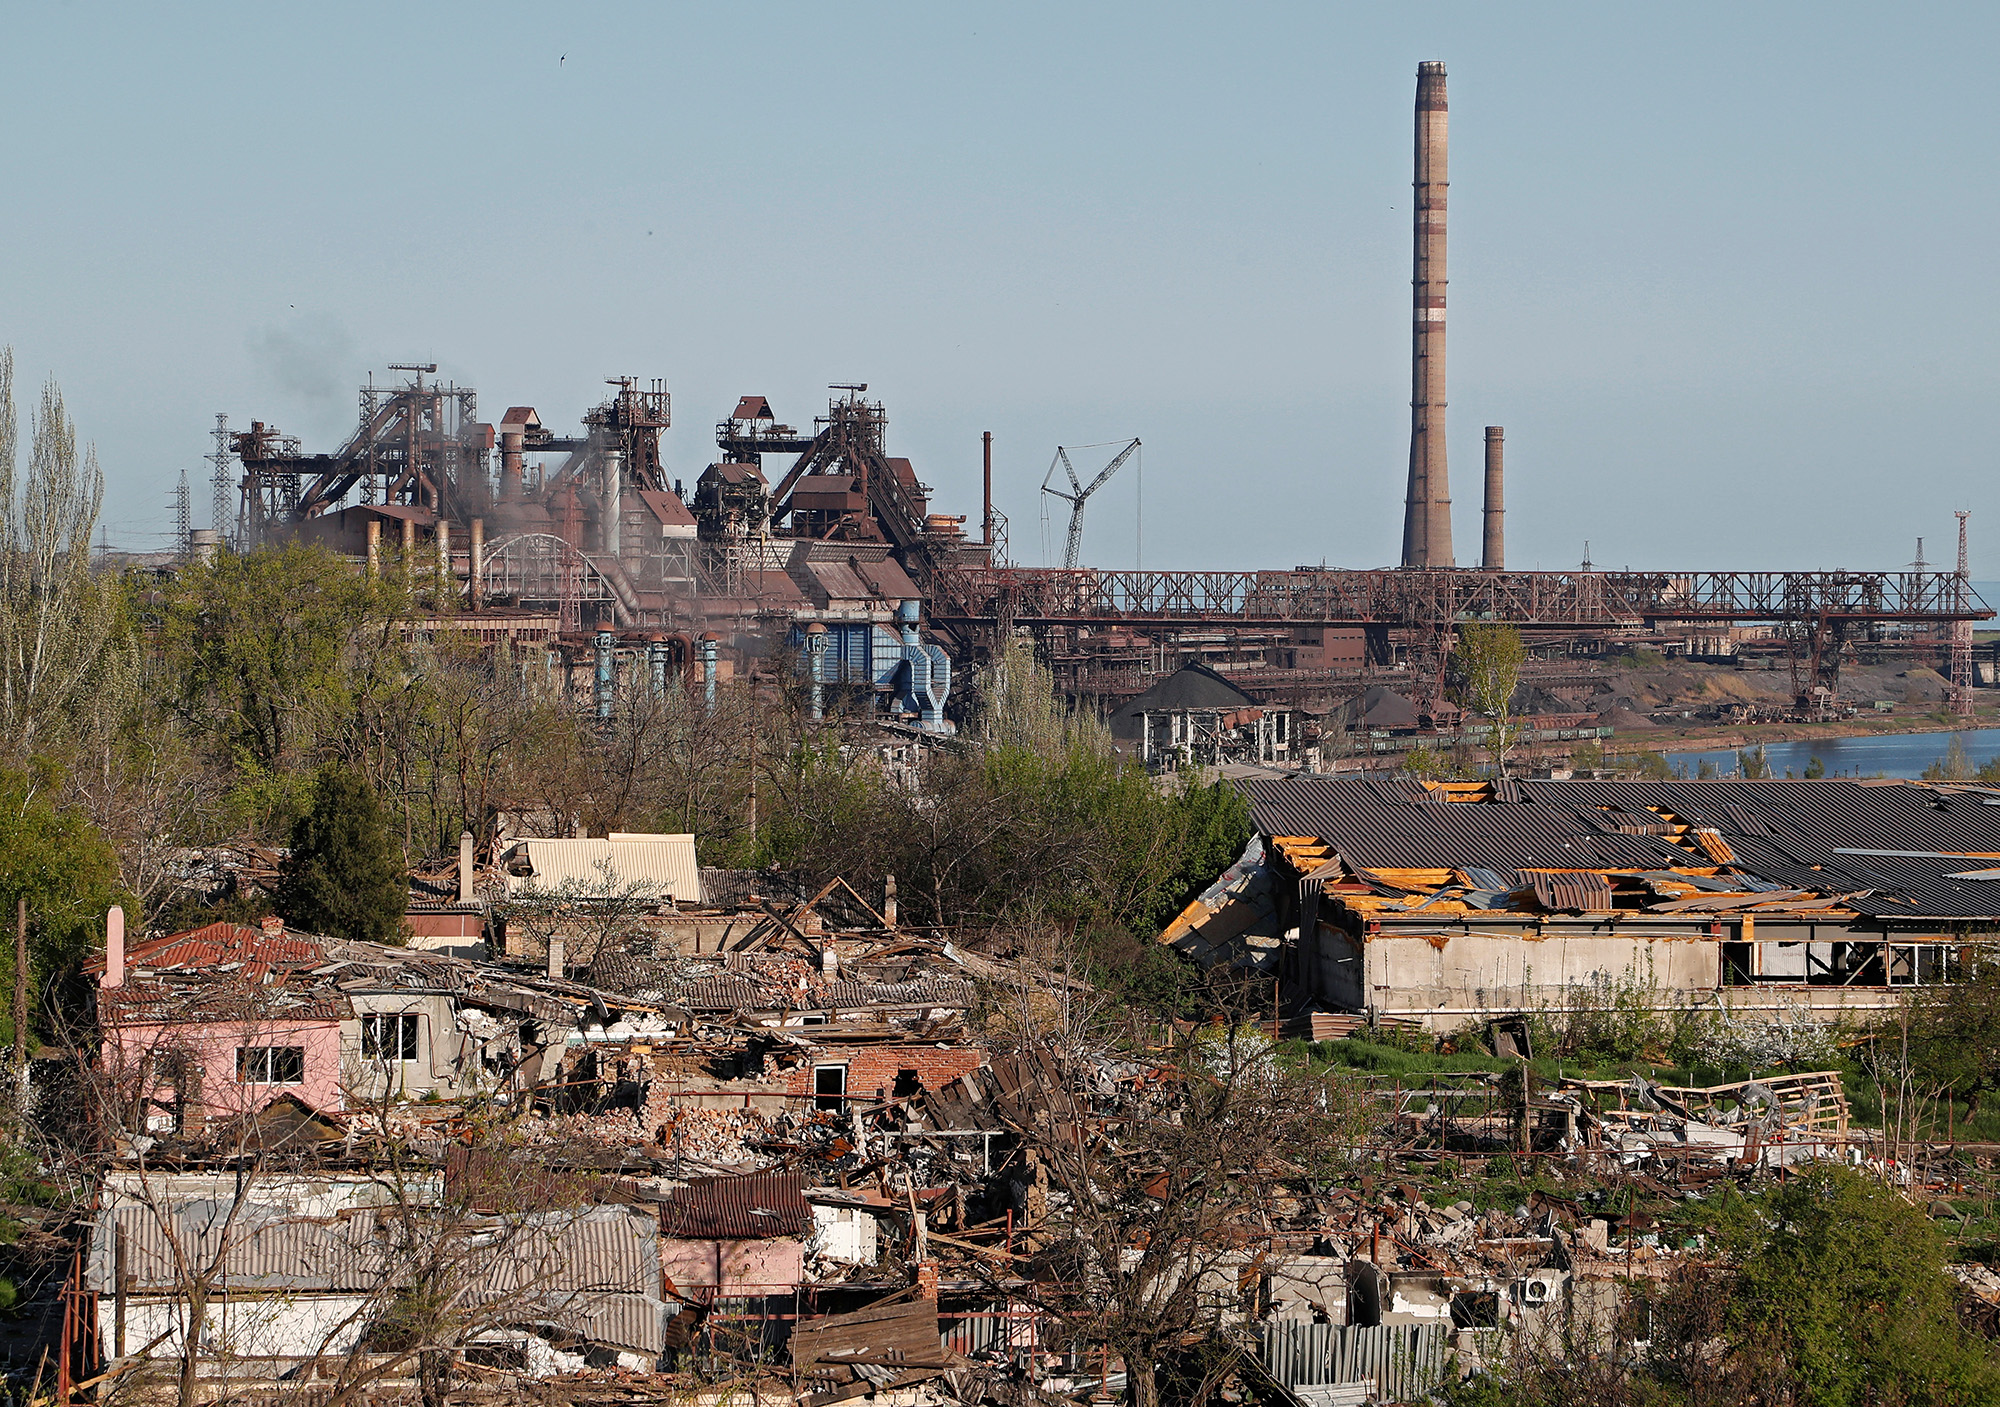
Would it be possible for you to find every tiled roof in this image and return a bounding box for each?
[91,922,324,983]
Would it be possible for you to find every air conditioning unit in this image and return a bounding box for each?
[1520,1272,1566,1306]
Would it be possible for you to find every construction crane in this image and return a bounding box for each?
[1040,438,1139,570]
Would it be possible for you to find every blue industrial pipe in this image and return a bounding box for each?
[594,629,615,721]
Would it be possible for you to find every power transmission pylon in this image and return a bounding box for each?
[208,414,233,548]
[1953,510,1974,719]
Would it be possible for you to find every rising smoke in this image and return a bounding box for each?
[248,315,359,440]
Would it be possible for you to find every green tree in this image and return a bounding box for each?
[0,766,123,1043]
[1617,749,1672,780]
[1726,1164,2000,1406]
[0,348,133,761]
[151,541,405,828]
[1924,735,1974,782]
[1454,622,1527,774]
[1738,745,1772,779]
[1804,754,1826,779]
[276,765,408,944]
[1906,949,2000,1120]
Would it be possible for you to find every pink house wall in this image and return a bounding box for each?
[659,1237,804,1295]
[106,1017,346,1126]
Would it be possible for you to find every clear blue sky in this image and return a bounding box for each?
[3,2,1994,573]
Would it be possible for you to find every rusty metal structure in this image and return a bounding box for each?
[234,365,489,544]
[1401,62,1452,568]
[927,564,1993,711]
[1954,511,1975,717]
[711,386,979,565]
[204,65,1995,734]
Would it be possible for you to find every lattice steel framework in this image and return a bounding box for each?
[208,414,232,547]
[927,566,1995,630]
[480,532,619,636]
[1954,511,1975,718]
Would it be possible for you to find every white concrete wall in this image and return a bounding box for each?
[1334,924,1924,1030]
[102,1293,374,1364]
[1360,929,1716,1027]
[341,994,473,1102]
[809,1203,879,1265]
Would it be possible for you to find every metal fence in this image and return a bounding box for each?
[1262,1320,1452,1404]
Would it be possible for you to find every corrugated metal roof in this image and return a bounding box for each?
[506,836,699,902]
[814,978,975,1010]
[91,1201,663,1353]
[678,976,767,1011]
[1525,872,1613,913]
[660,1172,809,1240]
[1240,776,2000,922]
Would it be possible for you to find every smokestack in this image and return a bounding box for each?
[469,517,484,608]
[457,831,474,904]
[1482,426,1504,570]
[1401,61,1452,568]
[103,906,124,990]
[982,432,993,546]
[602,444,623,557]
[499,429,524,501]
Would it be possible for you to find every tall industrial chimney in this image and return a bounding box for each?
[1482,426,1504,570]
[1400,61,1452,568]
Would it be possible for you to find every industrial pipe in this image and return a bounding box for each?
[602,443,623,558]
[982,431,993,546]
[699,633,718,711]
[499,429,524,502]
[594,629,615,722]
[436,518,450,603]
[805,622,828,721]
[1482,426,1504,571]
[365,519,381,579]
[1401,61,1452,568]
[469,517,485,608]
[648,635,668,697]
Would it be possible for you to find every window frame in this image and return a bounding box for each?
[361,1011,421,1062]
[236,1045,306,1085]
[813,1064,847,1112]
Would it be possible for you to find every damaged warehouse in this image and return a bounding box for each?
[1163,775,2000,1030]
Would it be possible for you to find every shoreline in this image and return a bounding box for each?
[1609,710,2000,758]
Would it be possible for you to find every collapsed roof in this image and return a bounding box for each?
[1238,776,2000,923]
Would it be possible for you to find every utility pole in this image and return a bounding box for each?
[12,899,28,1119]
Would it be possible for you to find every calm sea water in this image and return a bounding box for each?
[1630,577,2000,779]
[1660,729,2000,780]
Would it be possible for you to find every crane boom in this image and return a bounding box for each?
[1039,437,1141,570]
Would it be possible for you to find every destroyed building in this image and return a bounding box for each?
[1165,776,2000,1029]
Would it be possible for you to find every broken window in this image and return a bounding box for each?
[1760,941,1807,982]
[1888,944,1953,985]
[1452,1291,1500,1330]
[361,1012,420,1061]
[893,1068,921,1099]
[814,1064,847,1111]
[236,1046,305,1084]
[1722,943,1753,986]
